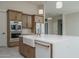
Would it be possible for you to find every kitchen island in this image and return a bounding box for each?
[19,34,79,58]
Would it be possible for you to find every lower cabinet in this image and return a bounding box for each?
[19,39,35,58]
[9,41,19,47]
[23,44,35,58]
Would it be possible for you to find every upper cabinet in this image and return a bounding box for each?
[16,12,22,21]
[22,14,32,29]
[35,15,44,23]
[27,16,32,28]
[7,10,22,21]
[22,14,28,28]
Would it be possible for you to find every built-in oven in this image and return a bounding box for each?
[10,21,22,38]
[10,21,17,31]
[17,22,22,31]
[11,24,16,30]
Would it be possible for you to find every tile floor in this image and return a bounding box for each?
[0,47,23,58]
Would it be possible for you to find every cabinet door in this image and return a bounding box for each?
[19,38,23,54]
[35,16,40,22]
[39,17,44,23]
[8,11,16,21]
[16,12,22,21]
[22,14,28,28]
[23,44,35,58]
[31,15,36,33]
[27,16,32,28]
[35,16,44,23]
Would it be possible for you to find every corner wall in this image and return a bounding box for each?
[63,12,79,36]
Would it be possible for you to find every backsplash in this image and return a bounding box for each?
[22,28,33,35]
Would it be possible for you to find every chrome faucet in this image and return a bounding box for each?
[36,28,41,36]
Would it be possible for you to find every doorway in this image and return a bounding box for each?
[0,11,7,47]
[58,20,62,35]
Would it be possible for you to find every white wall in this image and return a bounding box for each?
[48,15,62,34]
[0,1,38,15]
[22,29,33,34]
[63,12,79,36]
[62,14,66,35]
[52,21,58,34]
[48,19,53,34]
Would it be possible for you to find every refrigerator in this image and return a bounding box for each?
[36,23,45,34]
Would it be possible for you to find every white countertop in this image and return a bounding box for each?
[22,34,79,57]
[22,34,79,45]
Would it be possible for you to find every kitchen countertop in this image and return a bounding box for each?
[23,34,79,42]
[21,34,79,47]
[20,34,79,58]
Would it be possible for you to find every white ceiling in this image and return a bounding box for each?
[45,1,79,17]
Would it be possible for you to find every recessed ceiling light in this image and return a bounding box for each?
[56,1,63,9]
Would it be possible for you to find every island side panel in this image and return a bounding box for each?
[19,37,35,58]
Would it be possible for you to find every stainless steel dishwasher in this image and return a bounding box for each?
[35,40,52,58]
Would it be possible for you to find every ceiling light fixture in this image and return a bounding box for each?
[56,1,63,9]
[38,9,43,14]
[47,17,52,20]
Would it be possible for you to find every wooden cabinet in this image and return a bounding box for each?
[19,37,35,58]
[19,37,23,55]
[22,44,35,58]
[9,41,19,47]
[8,11,16,21]
[22,14,28,28]
[16,12,22,21]
[7,9,22,47]
[31,15,36,33]
[22,14,32,29]
[7,10,22,21]
[35,15,44,23]
[27,16,32,28]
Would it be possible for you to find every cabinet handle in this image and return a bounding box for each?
[35,42,49,47]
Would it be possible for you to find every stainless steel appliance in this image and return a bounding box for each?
[10,21,22,38]
[36,23,45,35]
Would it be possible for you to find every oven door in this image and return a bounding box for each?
[17,25,22,30]
[16,22,22,31]
[11,25,16,30]
[10,21,17,31]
